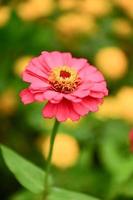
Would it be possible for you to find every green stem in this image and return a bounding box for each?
[43,119,60,198]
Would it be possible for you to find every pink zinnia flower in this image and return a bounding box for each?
[129,129,133,152]
[20,51,108,122]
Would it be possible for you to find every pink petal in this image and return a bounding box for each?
[55,100,80,122]
[38,55,51,73]
[62,52,72,66]
[80,65,105,82]
[73,102,90,116]
[29,81,50,91]
[87,70,105,82]
[51,51,64,66]
[22,70,48,86]
[43,90,63,103]
[41,51,64,68]
[56,100,69,121]
[34,93,45,102]
[72,89,90,98]
[69,108,80,121]
[89,91,105,98]
[71,58,87,71]
[19,89,34,104]
[90,81,107,92]
[42,101,68,121]
[82,96,103,112]
[72,82,93,98]
[22,56,50,85]
[129,129,133,152]
[23,68,50,91]
[63,94,81,102]
[28,57,49,77]
[42,102,58,118]
[79,64,96,79]
[42,99,80,122]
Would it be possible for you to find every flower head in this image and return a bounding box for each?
[20,51,108,122]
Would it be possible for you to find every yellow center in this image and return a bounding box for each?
[48,66,80,93]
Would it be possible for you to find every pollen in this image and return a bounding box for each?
[49,66,81,93]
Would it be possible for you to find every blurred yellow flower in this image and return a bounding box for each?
[114,0,133,18]
[0,6,10,27]
[17,0,54,21]
[96,87,133,124]
[95,97,121,119]
[40,133,79,168]
[112,19,132,37]
[58,0,77,10]
[55,13,96,37]
[0,89,17,115]
[95,47,128,79]
[14,56,33,77]
[78,0,112,17]
[116,87,133,123]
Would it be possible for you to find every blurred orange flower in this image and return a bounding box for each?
[0,89,17,115]
[112,19,132,37]
[114,0,133,18]
[58,0,78,10]
[14,56,33,77]
[17,0,54,21]
[116,87,133,123]
[96,87,133,124]
[95,47,128,79]
[55,13,97,37]
[0,6,10,27]
[78,0,112,17]
[95,96,121,119]
[39,133,80,169]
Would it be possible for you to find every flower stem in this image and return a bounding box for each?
[43,119,60,198]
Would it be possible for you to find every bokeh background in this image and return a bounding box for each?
[0,0,133,199]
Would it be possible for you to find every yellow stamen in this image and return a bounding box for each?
[49,66,80,93]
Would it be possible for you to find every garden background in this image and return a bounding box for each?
[0,0,133,199]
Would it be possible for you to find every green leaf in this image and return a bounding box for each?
[11,189,99,200]
[0,145,45,194]
[120,175,133,197]
[98,121,133,198]
[10,191,37,200]
[1,145,99,200]
[99,121,133,182]
[49,187,99,200]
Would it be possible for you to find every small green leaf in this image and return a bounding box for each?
[49,187,99,200]
[11,189,99,200]
[10,191,37,200]
[121,176,133,197]
[0,145,45,194]
[99,121,133,182]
